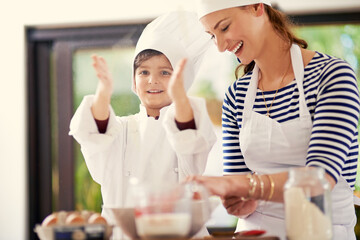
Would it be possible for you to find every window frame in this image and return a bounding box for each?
[27,23,146,240]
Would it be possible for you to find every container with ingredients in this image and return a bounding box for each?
[34,210,113,240]
[284,167,332,240]
[131,180,193,239]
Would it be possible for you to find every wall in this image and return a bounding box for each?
[0,0,359,239]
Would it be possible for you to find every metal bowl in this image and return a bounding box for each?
[103,198,219,239]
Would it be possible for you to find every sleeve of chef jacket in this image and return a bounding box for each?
[69,95,125,184]
[163,96,217,180]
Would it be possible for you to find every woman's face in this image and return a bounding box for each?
[134,54,173,117]
[200,5,266,65]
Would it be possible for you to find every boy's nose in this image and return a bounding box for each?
[148,75,158,84]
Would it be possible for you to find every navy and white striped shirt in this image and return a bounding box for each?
[222,52,360,189]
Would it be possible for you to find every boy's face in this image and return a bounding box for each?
[134,54,173,117]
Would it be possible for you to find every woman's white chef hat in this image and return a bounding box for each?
[197,0,272,19]
[133,11,212,92]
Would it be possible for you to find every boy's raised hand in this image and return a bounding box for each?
[92,55,113,98]
[91,55,113,120]
[167,58,188,103]
[168,58,194,123]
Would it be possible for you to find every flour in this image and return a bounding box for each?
[284,187,332,240]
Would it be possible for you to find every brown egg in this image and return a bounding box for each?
[65,212,85,225]
[57,211,68,225]
[81,210,93,222]
[88,213,107,225]
[42,213,58,226]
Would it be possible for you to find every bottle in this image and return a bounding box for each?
[284,167,332,240]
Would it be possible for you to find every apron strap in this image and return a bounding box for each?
[242,65,259,127]
[290,45,311,121]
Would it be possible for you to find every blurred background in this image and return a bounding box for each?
[0,0,359,239]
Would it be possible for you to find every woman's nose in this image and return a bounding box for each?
[214,35,227,52]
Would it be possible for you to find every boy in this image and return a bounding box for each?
[69,10,216,238]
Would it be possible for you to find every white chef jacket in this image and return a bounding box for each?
[69,95,216,220]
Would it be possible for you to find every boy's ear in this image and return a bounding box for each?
[132,77,137,92]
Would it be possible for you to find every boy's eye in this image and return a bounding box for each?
[139,70,149,75]
[161,71,171,76]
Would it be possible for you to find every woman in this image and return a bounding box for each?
[189,0,360,239]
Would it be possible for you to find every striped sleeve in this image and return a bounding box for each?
[306,59,360,186]
[222,80,251,175]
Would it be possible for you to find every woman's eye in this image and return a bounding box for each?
[210,34,215,40]
[221,25,229,32]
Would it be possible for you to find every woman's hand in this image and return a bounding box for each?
[91,55,113,120]
[167,58,194,123]
[187,175,257,217]
[222,196,258,218]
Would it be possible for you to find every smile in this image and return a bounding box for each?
[229,41,243,54]
[147,90,163,93]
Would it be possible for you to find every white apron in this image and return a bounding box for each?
[236,44,356,240]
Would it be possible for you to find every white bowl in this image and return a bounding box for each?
[103,198,219,239]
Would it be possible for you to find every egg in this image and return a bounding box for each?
[81,210,93,222]
[88,213,107,225]
[41,213,58,226]
[57,211,68,225]
[65,212,85,225]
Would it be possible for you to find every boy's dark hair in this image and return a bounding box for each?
[133,49,164,75]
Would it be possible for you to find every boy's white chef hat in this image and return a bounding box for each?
[197,0,272,19]
[133,11,212,91]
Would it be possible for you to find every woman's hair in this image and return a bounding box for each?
[133,49,164,74]
[235,4,308,79]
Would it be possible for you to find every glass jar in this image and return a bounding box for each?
[284,167,332,240]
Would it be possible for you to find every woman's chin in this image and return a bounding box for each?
[237,57,252,65]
